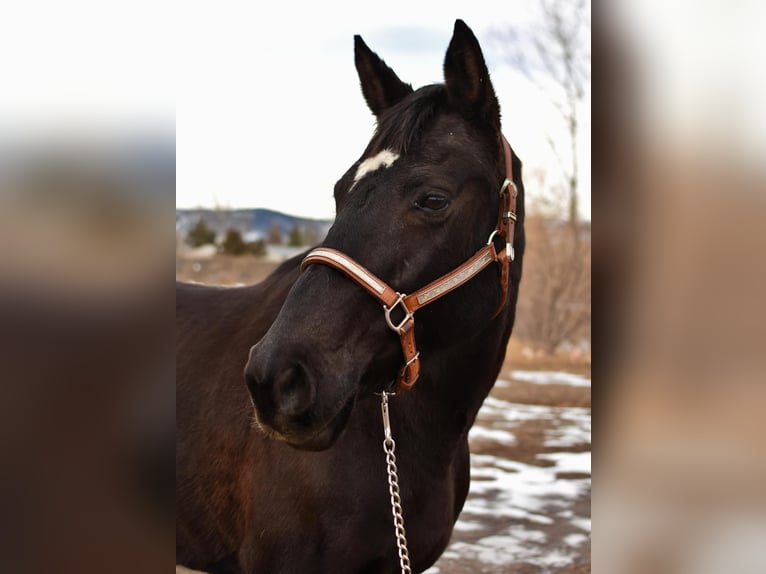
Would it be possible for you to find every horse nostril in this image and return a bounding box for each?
[244,359,273,409]
[273,366,313,417]
[245,359,314,420]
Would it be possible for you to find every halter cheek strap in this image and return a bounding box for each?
[300,135,518,392]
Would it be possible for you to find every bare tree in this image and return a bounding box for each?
[266,220,283,245]
[493,0,590,228]
[493,1,591,355]
[515,215,591,355]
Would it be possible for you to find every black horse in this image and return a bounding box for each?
[177,20,525,574]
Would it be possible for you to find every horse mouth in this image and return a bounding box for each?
[253,394,356,452]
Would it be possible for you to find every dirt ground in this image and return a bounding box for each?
[177,254,591,573]
[176,254,287,287]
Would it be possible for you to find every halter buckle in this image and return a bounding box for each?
[500,178,518,198]
[383,293,413,334]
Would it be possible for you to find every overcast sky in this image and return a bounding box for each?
[1,1,590,221]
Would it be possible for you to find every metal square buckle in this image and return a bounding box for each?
[383,293,413,334]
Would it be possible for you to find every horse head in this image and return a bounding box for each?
[244,20,524,450]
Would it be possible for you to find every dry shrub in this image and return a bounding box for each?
[515,215,591,355]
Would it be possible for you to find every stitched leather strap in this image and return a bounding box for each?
[300,243,500,392]
[301,135,517,392]
[404,245,498,312]
[493,135,518,315]
[299,248,400,307]
[300,248,422,390]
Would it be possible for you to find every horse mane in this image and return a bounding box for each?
[369,84,446,156]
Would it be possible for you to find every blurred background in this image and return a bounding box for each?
[0,2,175,573]
[594,1,766,573]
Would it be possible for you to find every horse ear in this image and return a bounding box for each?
[354,35,413,117]
[443,20,500,131]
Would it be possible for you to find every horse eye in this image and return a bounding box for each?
[415,194,450,212]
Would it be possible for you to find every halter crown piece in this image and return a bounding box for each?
[301,135,518,392]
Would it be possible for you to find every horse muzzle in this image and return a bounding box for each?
[244,341,357,451]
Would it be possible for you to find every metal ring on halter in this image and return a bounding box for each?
[383,293,413,334]
[489,228,514,260]
[500,178,518,198]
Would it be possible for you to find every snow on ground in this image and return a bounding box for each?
[427,377,591,573]
[509,370,592,387]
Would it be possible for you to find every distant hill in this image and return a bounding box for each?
[176,208,334,244]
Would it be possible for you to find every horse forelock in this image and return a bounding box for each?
[370,84,446,157]
[341,84,445,196]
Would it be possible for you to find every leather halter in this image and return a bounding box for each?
[301,135,518,392]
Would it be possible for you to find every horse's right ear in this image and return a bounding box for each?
[443,19,500,131]
[354,35,413,117]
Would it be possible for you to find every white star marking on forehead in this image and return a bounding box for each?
[349,149,399,191]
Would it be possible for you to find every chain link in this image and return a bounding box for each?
[380,392,412,574]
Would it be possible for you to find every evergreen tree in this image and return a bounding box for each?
[247,239,267,256]
[186,217,216,247]
[287,225,305,247]
[221,228,247,255]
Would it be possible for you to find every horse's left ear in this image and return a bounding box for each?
[444,20,500,131]
[354,35,413,117]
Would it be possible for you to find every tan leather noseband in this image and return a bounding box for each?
[300,135,518,392]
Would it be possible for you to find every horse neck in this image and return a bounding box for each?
[389,314,510,455]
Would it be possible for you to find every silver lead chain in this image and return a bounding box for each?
[380,391,412,574]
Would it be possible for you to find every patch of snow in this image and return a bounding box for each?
[479,396,557,422]
[510,370,591,387]
[536,547,579,568]
[428,388,591,572]
[537,451,592,475]
[468,425,516,444]
[452,520,485,532]
[545,407,592,448]
[571,517,592,532]
[431,532,576,571]
[186,244,217,258]
[564,533,589,547]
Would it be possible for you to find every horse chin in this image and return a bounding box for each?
[256,393,356,452]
